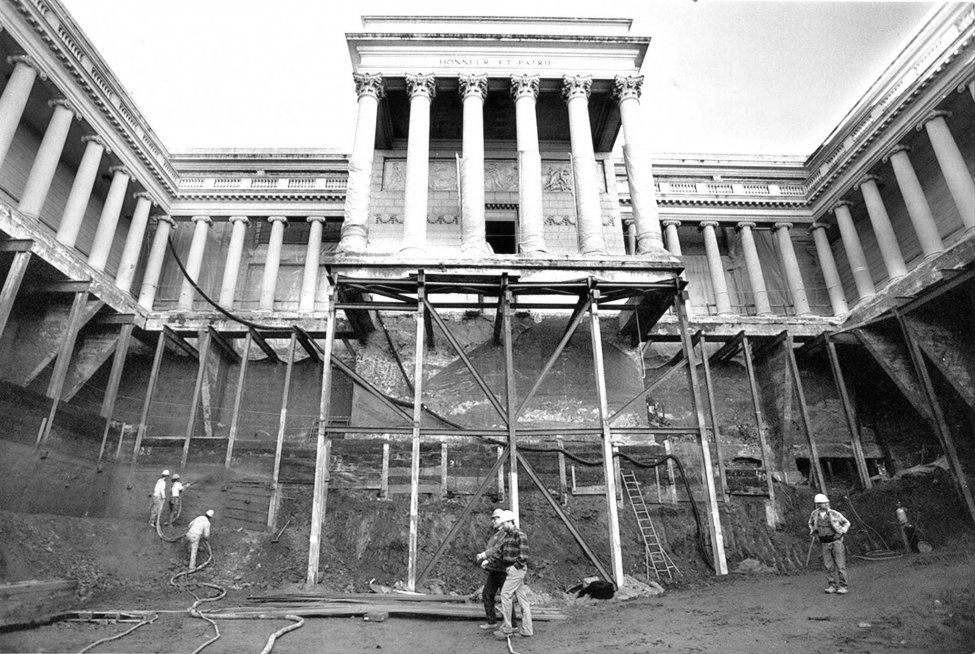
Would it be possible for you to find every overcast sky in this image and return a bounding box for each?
[61,0,933,156]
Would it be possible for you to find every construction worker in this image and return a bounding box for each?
[166,473,188,527]
[148,470,169,528]
[475,508,512,631]
[492,510,533,639]
[185,509,214,570]
[807,493,851,594]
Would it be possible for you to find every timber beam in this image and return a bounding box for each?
[163,326,199,358]
[249,327,280,363]
[208,326,241,364]
[294,326,324,362]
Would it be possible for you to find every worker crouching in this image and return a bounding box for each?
[185,509,214,570]
[807,494,851,594]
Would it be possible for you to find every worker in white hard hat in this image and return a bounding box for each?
[148,469,170,529]
[185,509,214,570]
[807,493,851,594]
[166,473,190,527]
[475,508,517,631]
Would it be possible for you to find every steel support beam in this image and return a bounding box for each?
[502,285,519,523]
[407,277,426,591]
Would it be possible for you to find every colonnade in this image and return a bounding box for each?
[811,107,975,312]
[338,72,665,257]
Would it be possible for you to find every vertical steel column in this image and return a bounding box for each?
[698,332,729,501]
[824,335,871,488]
[0,249,31,341]
[502,284,520,521]
[675,291,728,575]
[38,290,89,446]
[97,324,133,465]
[785,332,826,492]
[181,329,212,469]
[307,289,338,585]
[407,277,427,590]
[268,331,298,529]
[588,283,624,585]
[134,332,166,460]
[225,331,252,468]
[742,335,776,502]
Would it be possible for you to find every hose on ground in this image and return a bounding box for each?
[76,612,158,654]
[853,550,903,561]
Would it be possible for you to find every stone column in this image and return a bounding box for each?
[772,222,811,316]
[178,216,212,311]
[563,75,606,255]
[88,166,131,271]
[458,74,490,255]
[810,223,849,316]
[300,215,326,312]
[259,215,288,311]
[511,74,546,254]
[218,216,249,307]
[736,221,772,315]
[0,55,41,170]
[856,175,907,280]
[56,135,107,247]
[833,201,875,300]
[138,215,175,310]
[920,111,975,232]
[19,99,76,217]
[339,73,384,253]
[965,80,975,103]
[114,192,153,293]
[699,221,733,316]
[885,145,945,258]
[613,75,664,253]
[624,219,636,255]
[661,219,682,256]
[401,74,436,256]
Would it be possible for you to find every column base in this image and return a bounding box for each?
[338,234,369,254]
[461,241,494,257]
[920,250,945,262]
[399,245,427,257]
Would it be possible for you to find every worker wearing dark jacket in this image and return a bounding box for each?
[492,510,533,639]
[475,508,508,630]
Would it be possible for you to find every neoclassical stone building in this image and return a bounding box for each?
[0,3,972,588]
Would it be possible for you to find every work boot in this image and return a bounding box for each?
[836,587,849,595]
[824,586,836,593]
[479,623,497,630]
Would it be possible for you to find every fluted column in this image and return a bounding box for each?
[772,222,811,316]
[88,166,130,271]
[178,216,212,311]
[401,74,436,256]
[138,215,175,310]
[736,222,771,315]
[833,201,875,300]
[56,135,107,247]
[699,221,733,316]
[114,192,153,293]
[613,75,664,253]
[563,75,605,255]
[885,145,945,258]
[218,216,249,307]
[19,99,76,217]
[339,73,384,253]
[810,223,849,316]
[857,175,906,280]
[300,216,326,312]
[259,216,288,311]
[920,111,975,232]
[459,74,490,255]
[511,75,546,254]
[0,55,41,170]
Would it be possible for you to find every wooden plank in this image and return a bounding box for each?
[97,324,132,465]
[0,579,78,628]
[38,291,89,446]
[825,335,871,489]
[225,331,252,468]
[785,332,826,493]
[269,332,298,529]
[181,329,211,469]
[0,250,31,342]
[380,442,389,500]
[742,335,776,503]
[407,280,426,591]
[698,331,729,501]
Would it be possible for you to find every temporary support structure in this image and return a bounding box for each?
[38,288,91,445]
[96,322,133,464]
[823,334,872,489]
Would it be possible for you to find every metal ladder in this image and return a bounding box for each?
[620,470,681,582]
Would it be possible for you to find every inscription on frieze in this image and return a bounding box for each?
[384,160,593,193]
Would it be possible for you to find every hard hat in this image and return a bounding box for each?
[172,473,180,480]
[491,508,505,518]
[205,509,214,518]
[496,510,516,524]
[162,469,170,476]
[814,493,829,504]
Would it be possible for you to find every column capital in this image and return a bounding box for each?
[856,174,881,190]
[661,219,682,228]
[6,54,46,80]
[612,74,644,103]
[883,144,911,163]
[353,73,385,100]
[458,73,488,100]
[229,215,249,225]
[108,165,131,177]
[405,73,437,100]
[306,215,327,224]
[561,75,592,102]
[191,215,212,226]
[267,215,288,225]
[773,221,794,231]
[48,97,79,119]
[735,221,757,230]
[699,220,720,230]
[808,221,829,233]
[831,200,853,213]
[80,134,111,154]
[132,191,154,204]
[917,110,951,131]
[152,214,176,228]
[510,74,540,100]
